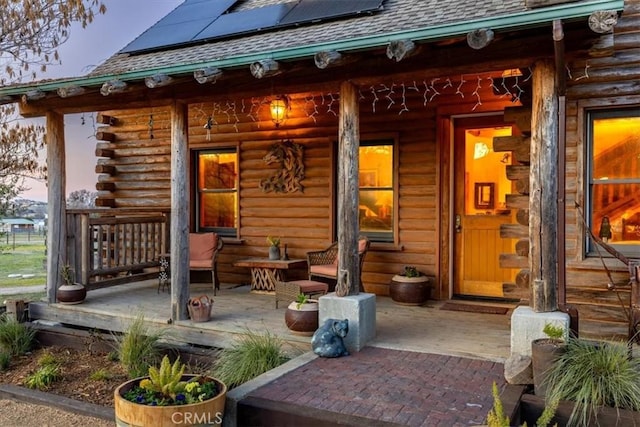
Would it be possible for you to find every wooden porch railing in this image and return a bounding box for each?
[66,209,170,290]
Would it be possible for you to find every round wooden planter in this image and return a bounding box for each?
[389,275,431,306]
[285,301,319,336]
[114,375,227,427]
[56,283,87,305]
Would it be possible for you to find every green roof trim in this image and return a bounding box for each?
[0,0,624,96]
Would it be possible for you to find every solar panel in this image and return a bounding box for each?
[120,0,238,53]
[279,0,385,26]
[194,3,297,42]
[121,0,386,54]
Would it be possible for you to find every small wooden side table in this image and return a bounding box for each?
[233,258,307,292]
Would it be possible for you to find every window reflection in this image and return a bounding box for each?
[196,151,238,232]
[359,143,393,240]
[590,112,640,248]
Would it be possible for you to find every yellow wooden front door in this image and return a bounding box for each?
[453,116,518,298]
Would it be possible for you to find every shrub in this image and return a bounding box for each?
[25,364,61,390]
[113,313,166,378]
[37,350,58,367]
[545,338,640,427]
[542,323,564,341]
[211,329,289,389]
[0,314,36,356]
[0,351,10,371]
[89,368,112,381]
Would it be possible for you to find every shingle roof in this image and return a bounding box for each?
[0,0,621,95]
[88,0,533,76]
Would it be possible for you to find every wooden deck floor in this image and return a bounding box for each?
[28,280,513,362]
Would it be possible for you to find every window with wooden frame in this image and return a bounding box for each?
[586,108,640,257]
[194,148,238,237]
[359,139,396,243]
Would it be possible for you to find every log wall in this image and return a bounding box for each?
[562,0,640,339]
[94,78,512,297]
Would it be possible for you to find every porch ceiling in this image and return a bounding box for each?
[0,0,622,117]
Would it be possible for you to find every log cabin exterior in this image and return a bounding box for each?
[1,0,639,339]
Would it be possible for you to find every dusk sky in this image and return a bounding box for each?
[22,0,183,201]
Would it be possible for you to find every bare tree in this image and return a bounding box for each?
[0,1,106,214]
[67,189,97,209]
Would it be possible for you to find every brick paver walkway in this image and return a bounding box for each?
[248,347,506,427]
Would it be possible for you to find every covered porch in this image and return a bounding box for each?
[27,279,513,362]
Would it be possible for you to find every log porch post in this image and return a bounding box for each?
[170,101,190,320]
[530,59,559,312]
[45,111,66,303]
[336,80,360,297]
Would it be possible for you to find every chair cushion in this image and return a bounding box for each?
[309,264,338,278]
[290,280,329,294]
[189,259,211,269]
[189,233,216,261]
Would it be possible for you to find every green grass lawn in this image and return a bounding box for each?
[0,234,47,288]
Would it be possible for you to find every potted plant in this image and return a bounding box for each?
[526,338,640,427]
[266,235,281,260]
[284,293,319,336]
[114,354,227,426]
[56,264,86,304]
[389,266,431,305]
[531,322,566,397]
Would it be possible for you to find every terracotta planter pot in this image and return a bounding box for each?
[56,283,87,305]
[285,301,319,336]
[114,375,227,427]
[389,275,431,305]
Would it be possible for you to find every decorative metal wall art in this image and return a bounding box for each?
[259,140,305,193]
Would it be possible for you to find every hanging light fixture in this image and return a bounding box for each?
[270,95,289,127]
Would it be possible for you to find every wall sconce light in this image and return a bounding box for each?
[270,95,289,127]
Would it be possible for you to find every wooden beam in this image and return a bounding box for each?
[467,28,494,50]
[504,106,532,134]
[386,40,418,62]
[501,224,529,239]
[95,164,115,174]
[500,254,528,269]
[57,85,86,98]
[95,182,116,191]
[95,198,116,208]
[193,67,222,84]
[336,80,360,297]
[250,60,281,79]
[170,101,190,321]
[100,79,128,96]
[95,147,115,158]
[314,51,353,69]
[588,10,618,34]
[95,131,115,142]
[530,58,558,313]
[21,90,46,103]
[506,194,529,209]
[46,111,66,303]
[515,239,530,256]
[96,113,116,125]
[145,73,174,89]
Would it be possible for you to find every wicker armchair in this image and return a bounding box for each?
[306,237,370,292]
[189,232,224,295]
[265,270,329,309]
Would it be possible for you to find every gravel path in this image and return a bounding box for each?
[0,399,112,427]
